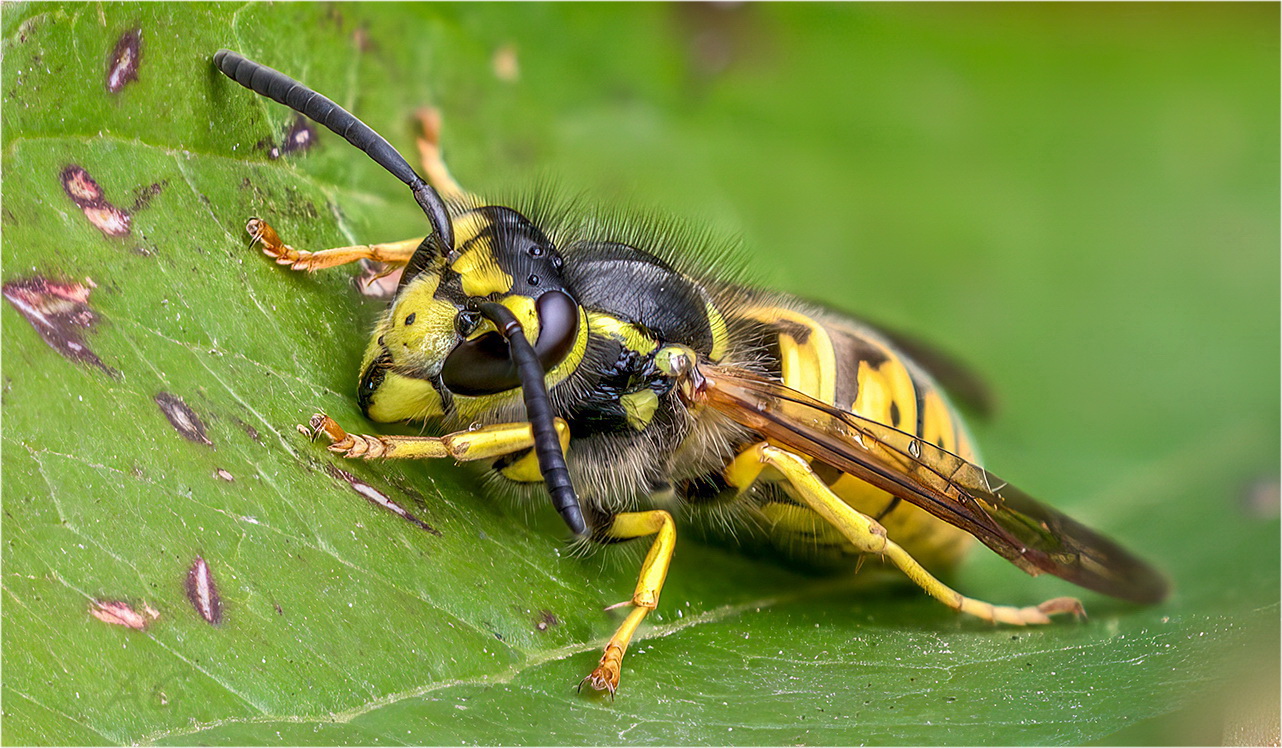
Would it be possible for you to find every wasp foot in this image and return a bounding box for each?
[305,413,389,459]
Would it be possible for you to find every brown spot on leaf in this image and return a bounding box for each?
[214,468,234,482]
[60,165,131,237]
[3,276,116,375]
[258,115,317,160]
[326,465,441,536]
[154,393,213,446]
[90,599,157,630]
[62,165,102,203]
[129,181,165,212]
[535,610,560,631]
[185,556,223,625]
[232,417,262,444]
[281,116,317,156]
[106,28,142,93]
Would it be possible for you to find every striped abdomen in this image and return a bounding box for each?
[735,299,977,571]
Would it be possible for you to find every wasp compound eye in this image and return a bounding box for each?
[440,290,579,396]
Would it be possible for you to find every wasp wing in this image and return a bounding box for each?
[695,366,1168,604]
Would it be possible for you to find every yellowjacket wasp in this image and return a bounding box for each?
[215,50,1168,695]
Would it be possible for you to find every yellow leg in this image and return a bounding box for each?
[737,443,1083,626]
[306,413,568,473]
[580,510,676,696]
[246,218,425,272]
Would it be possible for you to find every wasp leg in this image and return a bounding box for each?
[246,218,425,273]
[306,413,569,481]
[580,510,677,697]
[731,443,1083,626]
[414,108,474,203]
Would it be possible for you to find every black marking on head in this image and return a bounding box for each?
[326,465,442,535]
[59,165,131,237]
[402,206,570,299]
[357,350,393,416]
[2,276,117,376]
[185,556,223,625]
[106,28,141,93]
[398,236,446,291]
[155,392,213,446]
[471,206,568,298]
[890,402,901,428]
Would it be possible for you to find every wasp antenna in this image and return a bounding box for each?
[478,302,588,538]
[213,50,454,254]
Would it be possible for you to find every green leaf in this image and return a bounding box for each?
[3,3,1277,746]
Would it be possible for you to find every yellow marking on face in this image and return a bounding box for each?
[742,306,836,403]
[382,273,457,371]
[365,372,445,422]
[453,241,514,297]
[501,295,539,339]
[621,389,660,430]
[450,211,492,247]
[588,311,657,354]
[704,301,729,362]
[449,212,514,297]
[462,292,539,348]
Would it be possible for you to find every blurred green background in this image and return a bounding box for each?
[2,3,1277,745]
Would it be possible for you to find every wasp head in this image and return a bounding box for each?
[357,206,584,422]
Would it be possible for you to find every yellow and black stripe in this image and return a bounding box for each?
[684,297,977,571]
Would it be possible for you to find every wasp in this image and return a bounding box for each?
[214,50,1168,695]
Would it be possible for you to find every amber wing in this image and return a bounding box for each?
[695,366,1168,604]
